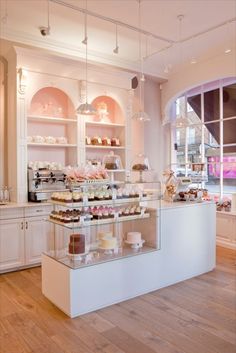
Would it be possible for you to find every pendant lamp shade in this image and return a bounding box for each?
[76,0,96,116]
[132,110,150,122]
[76,102,97,115]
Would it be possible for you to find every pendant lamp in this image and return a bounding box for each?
[76,0,96,115]
[132,0,149,122]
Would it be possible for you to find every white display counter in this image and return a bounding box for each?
[42,201,216,318]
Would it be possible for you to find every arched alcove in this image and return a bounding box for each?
[29,87,75,118]
[91,95,124,125]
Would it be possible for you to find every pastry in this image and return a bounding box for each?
[132,163,148,171]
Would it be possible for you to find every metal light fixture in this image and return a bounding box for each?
[132,0,149,122]
[113,23,119,54]
[76,0,96,115]
[39,0,50,36]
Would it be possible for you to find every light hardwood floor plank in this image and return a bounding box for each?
[0,246,235,353]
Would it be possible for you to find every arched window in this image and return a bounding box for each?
[171,78,236,201]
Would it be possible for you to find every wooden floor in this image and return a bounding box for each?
[0,246,235,353]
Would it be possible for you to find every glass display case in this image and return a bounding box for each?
[46,179,161,270]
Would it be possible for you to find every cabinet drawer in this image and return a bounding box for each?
[0,208,24,220]
[24,205,53,217]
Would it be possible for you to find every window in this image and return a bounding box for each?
[171,80,236,199]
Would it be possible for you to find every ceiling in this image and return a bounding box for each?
[0,0,236,79]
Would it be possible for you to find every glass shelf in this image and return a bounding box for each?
[48,212,150,229]
[50,194,160,208]
[27,143,77,147]
[45,245,157,270]
[85,121,125,128]
[86,145,125,150]
[28,115,77,124]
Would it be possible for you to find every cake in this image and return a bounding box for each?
[105,162,118,170]
[132,163,148,171]
[97,231,113,240]
[100,235,117,249]
[111,138,120,146]
[127,232,142,243]
[68,234,85,254]
[102,137,111,146]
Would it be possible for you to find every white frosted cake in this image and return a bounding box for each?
[97,231,113,240]
[100,235,117,249]
[127,232,142,243]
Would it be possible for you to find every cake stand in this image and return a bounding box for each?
[124,239,145,249]
[99,246,118,255]
[67,247,89,261]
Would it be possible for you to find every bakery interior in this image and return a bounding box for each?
[0,0,236,352]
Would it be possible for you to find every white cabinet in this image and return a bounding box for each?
[216,212,236,249]
[25,216,52,266]
[0,205,53,273]
[0,218,25,272]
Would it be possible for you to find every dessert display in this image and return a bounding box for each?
[68,234,85,254]
[64,165,109,183]
[85,136,91,145]
[29,135,68,144]
[91,136,102,145]
[216,200,231,212]
[132,154,150,171]
[103,151,123,170]
[49,204,147,224]
[126,232,142,243]
[111,138,120,147]
[100,235,117,249]
[96,101,110,122]
[86,135,121,147]
[102,137,111,146]
[163,169,179,202]
[132,164,148,171]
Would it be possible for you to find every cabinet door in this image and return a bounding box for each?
[25,216,52,266]
[0,219,25,272]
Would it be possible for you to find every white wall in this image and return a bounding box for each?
[144,79,170,180]
[161,49,236,123]
[0,58,7,186]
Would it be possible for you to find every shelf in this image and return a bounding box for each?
[86,145,125,150]
[50,195,159,208]
[27,143,77,148]
[106,169,126,173]
[45,245,157,270]
[27,115,77,124]
[85,121,125,128]
[48,213,150,229]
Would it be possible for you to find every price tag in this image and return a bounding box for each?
[114,211,119,220]
[83,195,88,205]
[112,189,117,200]
[80,215,85,224]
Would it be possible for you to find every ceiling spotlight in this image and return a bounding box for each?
[39,26,50,36]
[224,48,231,54]
[113,23,119,54]
[190,57,197,64]
[39,0,50,37]
[113,45,119,54]
[164,64,172,74]
[82,36,88,45]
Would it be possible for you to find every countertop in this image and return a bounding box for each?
[0,201,52,209]
[0,200,215,210]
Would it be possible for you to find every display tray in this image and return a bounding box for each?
[50,195,158,208]
[44,244,157,270]
[48,212,150,228]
